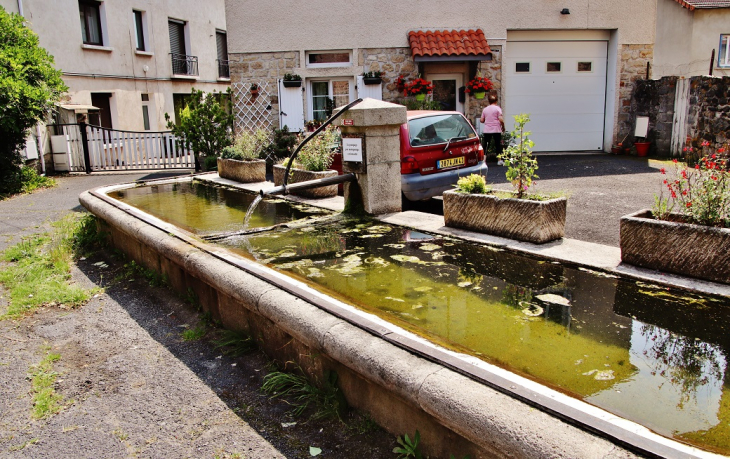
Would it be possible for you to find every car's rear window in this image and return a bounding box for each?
[408,114,476,147]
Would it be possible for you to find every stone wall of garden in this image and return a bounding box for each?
[359,47,417,102]
[625,75,730,156]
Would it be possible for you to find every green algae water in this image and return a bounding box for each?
[113,181,730,454]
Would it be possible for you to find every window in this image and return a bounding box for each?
[306,51,351,68]
[546,62,562,72]
[577,62,593,72]
[515,62,530,73]
[169,19,198,76]
[216,31,229,78]
[719,34,730,68]
[79,0,103,45]
[133,10,146,51]
[311,80,351,120]
[141,93,150,130]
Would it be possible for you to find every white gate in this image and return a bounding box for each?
[278,80,305,132]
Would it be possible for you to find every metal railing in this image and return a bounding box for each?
[170,53,199,76]
[217,59,230,79]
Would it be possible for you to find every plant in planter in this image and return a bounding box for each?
[403,76,434,102]
[443,114,567,244]
[362,71,383,85]
[273,126,340,198]
[621,149,730,283]
[250,83,259,95]
[464,74,494,100]
[283,73,302,87]
[217,128,269,183]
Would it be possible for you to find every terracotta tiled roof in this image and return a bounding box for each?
[408,29,491,58]
[673,0,730,9]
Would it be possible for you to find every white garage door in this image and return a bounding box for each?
[505,40,608,152]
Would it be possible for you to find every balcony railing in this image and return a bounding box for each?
[217,59,231,79]
[170,53,199,76]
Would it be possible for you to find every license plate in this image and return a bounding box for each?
[437,156,465,169]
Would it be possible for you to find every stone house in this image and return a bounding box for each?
[225,0,657,152]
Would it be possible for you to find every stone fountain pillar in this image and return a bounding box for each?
[336,98,407,215]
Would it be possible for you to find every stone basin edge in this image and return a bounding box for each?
[78,181,722,459]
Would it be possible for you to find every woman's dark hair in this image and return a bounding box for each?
[488,94,498,104]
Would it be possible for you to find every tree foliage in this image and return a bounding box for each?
[164,88,233,171]
[0,6,66,194]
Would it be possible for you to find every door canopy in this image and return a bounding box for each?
[408,29,492,62]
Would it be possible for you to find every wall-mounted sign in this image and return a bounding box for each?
[342,137,363,162]
[342,119,354,126]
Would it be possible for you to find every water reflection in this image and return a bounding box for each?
[112,182,730,454]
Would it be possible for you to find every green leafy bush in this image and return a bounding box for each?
[222,128,269,161]
[455,174,488,194]
[499,114,538,199]
[287,126,340,172]
[0,7,66,195]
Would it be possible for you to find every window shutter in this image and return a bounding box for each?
[216,32,228,61]
[168,20,185,55]
[356,76,383,101]
[278,80,305,132]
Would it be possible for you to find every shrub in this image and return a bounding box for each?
[267,126,297,161]
[0,7,66,195]
[455,174,488,194]
[203,155,218,171]
[288,126,339,172]
[222,129,269,161]
[499,114,538,199]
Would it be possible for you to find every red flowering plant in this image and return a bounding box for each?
[403,77,434,97]
[464,75,494,94]
[653,144,730,228]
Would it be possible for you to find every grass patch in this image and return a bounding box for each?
[181,323,207,341]
[29,347,64,419]
[8,438,39,452]
[0,167,56,201]
[114,260,167,287]
[213,329,256,356]
[0,214,98,319]
[262,366,346,420]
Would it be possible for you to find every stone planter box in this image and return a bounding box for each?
[620,209,730,284]
[217,158,266,183]
[443,190,567,244]
[273,164,338,198]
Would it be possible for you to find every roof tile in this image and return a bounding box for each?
[408,29,491,58]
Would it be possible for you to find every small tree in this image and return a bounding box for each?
[0,6,66,194]
[498,114,538,199]
[164,88,233,171]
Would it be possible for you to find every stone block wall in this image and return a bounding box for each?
[687,76,730,146]
[359,48,417,101]
[617,44,654,144]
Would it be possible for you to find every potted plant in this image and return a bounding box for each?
[443,114,567,244]
[362,71,383,85]
[464,74,494,100]
[217,128,269,183]
[620,148,730,284]
[273,125,340,198]
[403,76,434,102]
[283,73,302,88]
[250,83,259,95]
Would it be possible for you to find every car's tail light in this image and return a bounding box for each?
[477,144,485,162]
[401,155,419,174]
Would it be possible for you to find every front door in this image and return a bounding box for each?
[426,73,464,113]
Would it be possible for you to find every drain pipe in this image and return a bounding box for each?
[261,173,355,197]
[272,98,363,197]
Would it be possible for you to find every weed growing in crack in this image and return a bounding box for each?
[262,365,346,420]
[29,347,64,419]
[181,323,207,341]
[213,329,256,356]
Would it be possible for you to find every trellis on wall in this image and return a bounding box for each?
[232,81,274,134]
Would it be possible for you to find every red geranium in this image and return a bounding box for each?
[403,78,434,96]
[464,75,494,94]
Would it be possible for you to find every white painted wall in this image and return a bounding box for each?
[225,0,656,53]
[1,0,229,130]
[654,0,730,77]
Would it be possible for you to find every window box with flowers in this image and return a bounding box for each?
[362,71,382,85]
[403,77,434,102]
[465,75,494,100]
[620,143,730,284]
[283,73,302,88]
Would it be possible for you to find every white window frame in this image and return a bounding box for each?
[308,79,354,120]
[133,9,151,54]
[719,34,730,68]
[79,0,109,48]
[305,50,352,68]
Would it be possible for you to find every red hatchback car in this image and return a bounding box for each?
[400,111,487,201]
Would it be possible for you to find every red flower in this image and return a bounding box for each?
[718,148,725,153]
[660,168,666,174]
[695,164,700,170]
[673,159,678,163]
[686,202,692,207]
